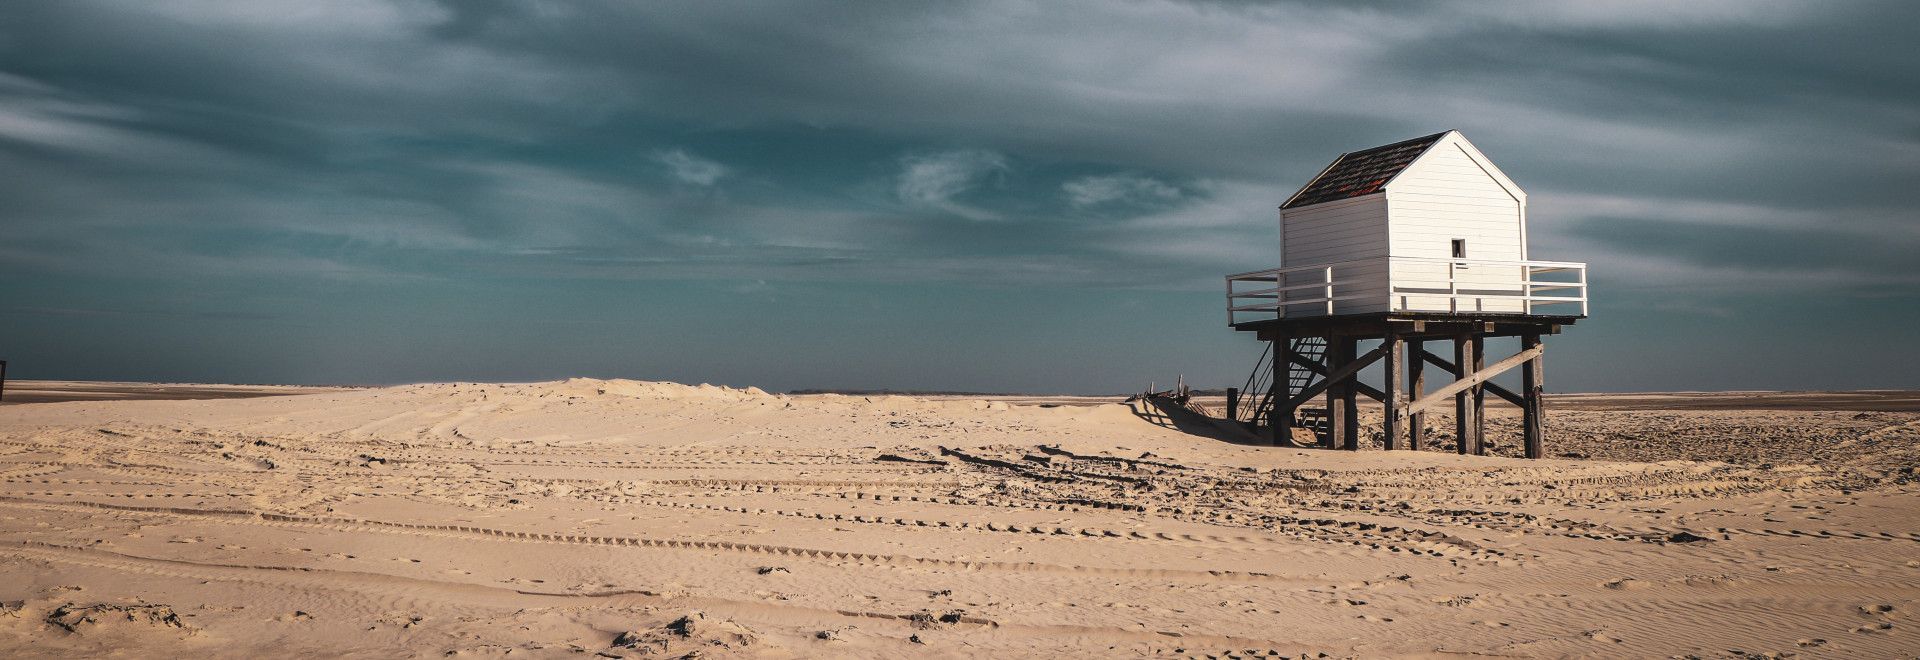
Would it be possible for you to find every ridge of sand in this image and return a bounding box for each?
[0,380,1915,657]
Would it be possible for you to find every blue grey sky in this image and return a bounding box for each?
[2,1,1916,393]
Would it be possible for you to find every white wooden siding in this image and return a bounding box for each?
[1280,194,1389,313]
[1386,138,1526,312]
[1387,141,1522,259]
[1267,131,1539,317]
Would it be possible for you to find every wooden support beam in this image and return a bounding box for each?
[1471,336,1486,456]
[1418,350,1525,408]
[1283,343,1386,411]
[1271,336,1292,446]
[1325,337,1349,452]
[1522,332,1545,459]
[1340,337,1360,451]
[1288,352,1388,402]
[1452,337,1473,455]
[1382,334,1402,451]
[1408,344,1543,417]
[1406,340,1424,451]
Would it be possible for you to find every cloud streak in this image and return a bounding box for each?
[1063,174,1181,209]
[894,150,1008,221]
[654,149,729,187]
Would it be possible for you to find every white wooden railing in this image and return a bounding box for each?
[1226,257,1587,325]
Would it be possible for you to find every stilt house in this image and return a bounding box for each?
[1224,131,1587,458]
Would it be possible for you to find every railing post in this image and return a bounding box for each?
[1274,272,1285,320]
[1523,265,1532,315]
[1323,266,1334,316]
[1388,257,1399,311]
[1225,276,1233,326]
[1579,266,1589,317]
[1447,261,1457,313]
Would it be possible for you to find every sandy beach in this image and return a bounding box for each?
[0,379,1911,657]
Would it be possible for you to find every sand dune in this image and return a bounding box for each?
[0,379,1915,657]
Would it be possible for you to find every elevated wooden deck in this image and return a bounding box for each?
[1230,311,1581,341]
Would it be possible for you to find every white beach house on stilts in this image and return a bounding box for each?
[1223,131,1588,458]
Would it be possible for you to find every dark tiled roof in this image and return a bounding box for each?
[1282,131,1449,209]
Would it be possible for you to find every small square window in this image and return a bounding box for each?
[1451,239,1467,259]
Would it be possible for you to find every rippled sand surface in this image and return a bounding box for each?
[1,380,1914,657]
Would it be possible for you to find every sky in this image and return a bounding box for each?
[2,1,1917,394]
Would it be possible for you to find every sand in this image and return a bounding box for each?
[0,380,351,405]
[0,379,1915,658]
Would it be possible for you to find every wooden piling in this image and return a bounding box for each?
[1471,335,1486,456]
[1271,335,1292,446]
[1453,335,1474,455]
[1382,334,1402,450]
[1521,332,1545,459]
[1340,337,1360,451]
[1406,340,1424,451]
[1325,336,1348,451]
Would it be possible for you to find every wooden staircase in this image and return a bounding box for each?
[1234,337,1331,444]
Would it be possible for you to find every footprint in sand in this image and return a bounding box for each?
[1602,578,1649,591]
[1852,604,1898,633]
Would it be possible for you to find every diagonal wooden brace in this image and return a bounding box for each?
[1286,344,1386,410]
[1288,352,1389,402]
[1418,349,1525,408]
[1403,345,1543,416]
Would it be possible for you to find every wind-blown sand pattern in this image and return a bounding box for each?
[0,380,1915,657]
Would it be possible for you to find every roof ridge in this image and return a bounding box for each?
[1280,131,1450,210]
[1342,130,1450,159]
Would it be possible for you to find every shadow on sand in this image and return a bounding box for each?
[1125,395,1273,447]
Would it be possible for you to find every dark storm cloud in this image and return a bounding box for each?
[1,1,1916,390]
[1369,2,1920,208]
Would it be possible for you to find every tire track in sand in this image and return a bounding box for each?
[0,497,1298,584]
[2,540,1308,656]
